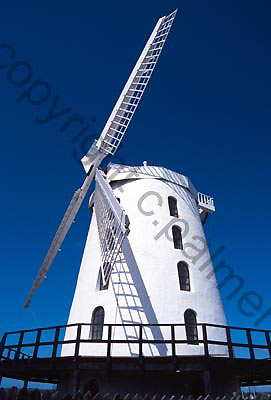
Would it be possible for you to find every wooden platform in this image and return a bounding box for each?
[0,322,271,389]
[1,354,271,387]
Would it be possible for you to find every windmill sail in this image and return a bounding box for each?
[81,9,178,173]
[24,159,102,309]
[94,169,130,286]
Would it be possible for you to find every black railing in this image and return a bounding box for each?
[0,347,31,361]
[0,323,270,362]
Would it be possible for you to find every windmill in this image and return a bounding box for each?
[15,9,246,396]
[24,7,228,355]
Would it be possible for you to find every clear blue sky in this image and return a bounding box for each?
[0,0,271,386]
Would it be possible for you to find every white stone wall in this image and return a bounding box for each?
[61,168,228,358]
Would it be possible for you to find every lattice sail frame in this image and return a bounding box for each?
[24,160,102,310]
[81,9,177,173]
[94,169,130,286]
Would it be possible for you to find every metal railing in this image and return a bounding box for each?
[0,323,270,362]
[198,193,215,213]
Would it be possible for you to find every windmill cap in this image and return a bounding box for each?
[106,163,198,200]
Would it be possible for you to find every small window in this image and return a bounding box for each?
[177,262,190,291]
[168,196,178,217]
[172,226,183,250]
[184,309,198,345]
[99,268,109,291]
[89,306,104,340]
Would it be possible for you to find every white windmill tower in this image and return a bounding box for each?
[24,9,233,395]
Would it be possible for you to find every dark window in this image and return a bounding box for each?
[99,267,109,291]
[89,306,104,340]
[168,196,178,217]
[172,226,183,250]
[184,309,198,345]
[178,262,190,291]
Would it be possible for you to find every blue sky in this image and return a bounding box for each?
[0,0,271,388]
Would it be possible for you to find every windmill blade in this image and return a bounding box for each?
[94,169,130,286]
[81,9,178,173]
[24,158,102,309]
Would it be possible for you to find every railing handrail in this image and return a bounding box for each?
[3,322,271,336]
[198,192,214,204]
[1,322,270,363]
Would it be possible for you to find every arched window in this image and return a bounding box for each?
[172,225,183,250]
[184,309,198,345]
[168,196,178,217]
[177,262,190,291]
[89,306,105,340]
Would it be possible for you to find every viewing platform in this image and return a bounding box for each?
[0,323,270,390]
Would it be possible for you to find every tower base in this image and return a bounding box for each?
[3,355,271,397]
[58,368,241,398]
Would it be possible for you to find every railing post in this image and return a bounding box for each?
[203,370,212,395]
[265,331,271,359]
[139,324,143,364]
[74,324,81,358]
[202,324,209,357]
[33,329,42,359]
[72,367,80,398]
[15,332,24,360]
[0,334,7,361]
[0,334,6,385]
[52,327,60,358]
[171,325,176,361]
[246,329,255,360]
[226,327,234,359]
[106,325,112,361]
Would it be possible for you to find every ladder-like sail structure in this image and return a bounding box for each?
[94,169,130,286]
[81,9,177,173]
[24,160,101,309]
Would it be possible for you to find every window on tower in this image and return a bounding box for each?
[168,196,178,217]
[172,225,183,250]
[184,309,198,345]
[177,262,190,291]
[89,306,105,340]
[99,267,110,291]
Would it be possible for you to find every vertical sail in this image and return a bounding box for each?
[94,169,130,286]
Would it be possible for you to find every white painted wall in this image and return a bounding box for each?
[61,166,228,358]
